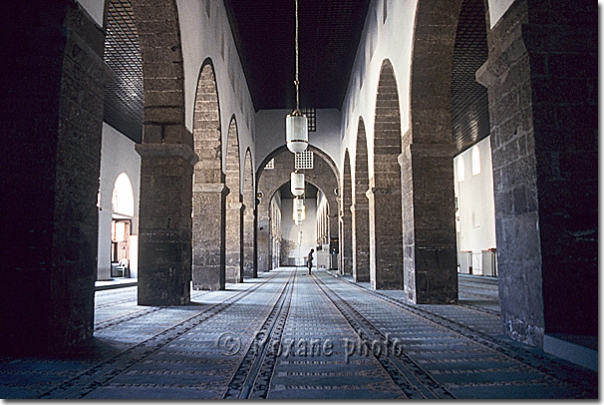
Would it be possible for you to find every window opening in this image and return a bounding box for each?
[295,150,314,170]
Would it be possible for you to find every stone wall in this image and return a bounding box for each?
[477,0,597,345]
[0,2,111,354]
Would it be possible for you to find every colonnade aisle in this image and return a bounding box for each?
[0,268,597,399]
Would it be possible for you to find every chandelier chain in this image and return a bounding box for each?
[295,0,300,111]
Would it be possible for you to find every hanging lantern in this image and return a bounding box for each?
[286,111,308,153]
[285,0,308,154]
[291,171,305,196]
[293,197,306,224]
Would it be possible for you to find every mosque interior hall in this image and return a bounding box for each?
[0,0,597,400]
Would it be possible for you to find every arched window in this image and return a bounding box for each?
[457,156,466,182]
[112,172,134,217]
[472,145,481,176]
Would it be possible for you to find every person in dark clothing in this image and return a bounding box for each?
[307,248,314,275]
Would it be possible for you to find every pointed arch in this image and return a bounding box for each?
[225,117,243,283]
[112,172,135,217]
[340,151,353,276]
[353,118,370,282]
[193,60,222,183]
[191,60,226,290]
[256,146,339,273]
[367,60,404,290]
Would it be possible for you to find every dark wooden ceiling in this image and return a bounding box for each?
[103,0,489,154]
[223,0,371,111]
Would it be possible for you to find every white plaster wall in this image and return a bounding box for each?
[97,123,141,280]
[339,0,416,182]
[177,0,256,195]
[76,0,104,26]
[487,0,515,28]
[254,109,342,173]
[453,136,497,274]
[281,198,318,264]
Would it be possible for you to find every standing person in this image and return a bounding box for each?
[307,248,314,275]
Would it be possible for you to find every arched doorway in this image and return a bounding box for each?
[109,173,136,279]
[256,146,339,273]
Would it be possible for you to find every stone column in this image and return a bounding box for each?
[340,212,353,276]
[328,213,339,270]
[351,202,370,282]
[191,183,227,290]
[476,0,597,345]
[257,215,270,272]
[243,206,256,278]
[136,144,197,305]
[0,3,112,354]
[225,201,243,283]
[366,184,403,290]
[399,144,458,304]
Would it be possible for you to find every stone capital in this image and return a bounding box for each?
[227,202,243,211]
[193,182,227,194]
[351,202,369,212]
[135,143,199,166]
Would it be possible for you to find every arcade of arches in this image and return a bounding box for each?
[1,0,597,390]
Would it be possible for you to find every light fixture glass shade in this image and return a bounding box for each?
[291,172,305,196]
[293,197,306,223]
[286,113,308,154]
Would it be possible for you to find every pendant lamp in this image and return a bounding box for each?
[285,0,308,154]
[293,196,306,224]
[291,171,305,196]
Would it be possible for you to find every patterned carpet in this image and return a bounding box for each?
[0,268,597,399]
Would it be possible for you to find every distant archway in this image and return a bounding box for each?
[256,146,339,272]
[112,173,134,217]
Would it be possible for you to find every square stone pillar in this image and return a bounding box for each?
[351,202,370,282]
[476,0,597,345]
[366,186,403,290]
[340,214,353,276]
[1,3,111,354]
[256,215,270,272]
[243,207,256,278]
[399,145,458,304]
[136,144,197,305]
[192,183,227,290]
[226,202,243,283]
[328,213,340,270]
